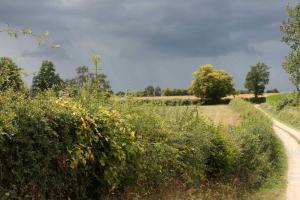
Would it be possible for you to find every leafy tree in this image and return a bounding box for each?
[66,65,112,95]
[76,66,89,87]
[281,3,300,102]
[281,4,300,51]
[189,64,234,101]
[90,73,112,94]
[32,61,63,93]
[244,62,270,99]
[116,91,125,96]
[0,57,24,91]
[144,86,155,96]
[154,86,162,96]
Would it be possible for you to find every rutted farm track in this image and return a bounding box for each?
[258,107,300,200]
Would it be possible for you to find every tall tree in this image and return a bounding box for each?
[32,61,63,93]
[244,62,270,99]
[66,66,112,95]
[189,64,234,101]
[154,86,162,96]
[76,66,89,87]
[144,86,155,96]
[0,57,24,91]
[281,3,300,102]
[90,73,112,94]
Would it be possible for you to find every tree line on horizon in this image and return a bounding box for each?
[0,55,280,101]
[0,57,112,96]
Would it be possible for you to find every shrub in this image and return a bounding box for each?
[266,93,294,107]
[229,99,284,187]
[112,101,234,192]
[277,106,300,130]
[0,90,139,199]
[266,88,279,93]
[275,97,296,111]
[162,87,189,96]
[0,91,284,199]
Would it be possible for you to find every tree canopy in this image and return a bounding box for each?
[244,62,270,98]
[189,64,234,101]
[0,57,24,92]
[31,61,63,93]
[66,65,112,95]
[281,3,300,101]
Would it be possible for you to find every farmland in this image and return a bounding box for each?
[1,0,300,199]
[165,105,241,126]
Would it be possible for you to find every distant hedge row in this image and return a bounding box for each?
[131,98,231,106]
[130,97,265,106]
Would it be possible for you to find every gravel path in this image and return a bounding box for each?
[273,119,300,200]
[258,107,300,200]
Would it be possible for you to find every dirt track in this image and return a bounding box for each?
[258,107,300,200]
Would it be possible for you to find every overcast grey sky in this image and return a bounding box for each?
[0,0,298,92]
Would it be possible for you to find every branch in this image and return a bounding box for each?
[0,24,60,48]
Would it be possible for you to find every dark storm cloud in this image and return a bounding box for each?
[0,0,298,91]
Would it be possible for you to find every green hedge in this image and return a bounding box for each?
[0,91,140,199]
[229,99,285,187]
[0,92,285,199]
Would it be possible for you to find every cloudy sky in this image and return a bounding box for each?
[0,0,298,92]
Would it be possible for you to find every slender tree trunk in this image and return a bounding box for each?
[254,92,258,100]
[296,85,300,105]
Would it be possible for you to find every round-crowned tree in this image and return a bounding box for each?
[244,62,270,99]
[189,64,234,101]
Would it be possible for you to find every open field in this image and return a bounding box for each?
[166,105,241,126]
[198,105,241,126]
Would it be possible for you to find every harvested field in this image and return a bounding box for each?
[198,105,241,126]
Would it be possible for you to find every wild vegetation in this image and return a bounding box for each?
[264,93,300,130]
[1,2,299,199]
[0,85,285,199]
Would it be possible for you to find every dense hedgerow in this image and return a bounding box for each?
[0,91,283,199]
[229,99,285,187]
[110,100,233,193]
[0,90,140,199]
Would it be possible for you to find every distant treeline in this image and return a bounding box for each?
[116,86,279,97]
[116,86,189,97]
[238,88,279,95]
